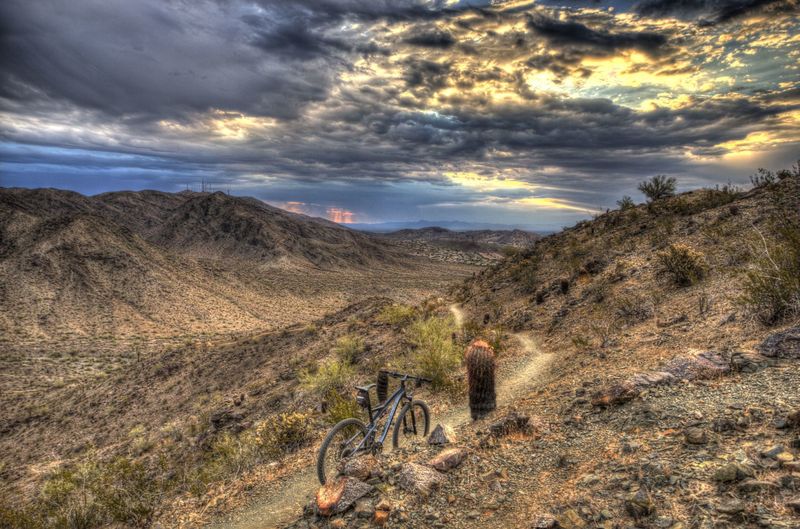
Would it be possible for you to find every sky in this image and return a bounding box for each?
[1,0,798,230]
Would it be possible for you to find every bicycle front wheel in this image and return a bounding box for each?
[392,400,430,449]
[317,418,368,485]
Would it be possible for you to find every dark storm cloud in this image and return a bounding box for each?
[526,12,669,56]
[1,0,797,227]
[403,28,457,48]
[635,0,798,25]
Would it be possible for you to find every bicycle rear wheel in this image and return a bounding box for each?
[392,400,430,449]
[317,418,368,485]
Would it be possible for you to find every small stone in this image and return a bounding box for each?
[777,452,795,463]
[713,462,754,483]
[428,447,467,472]
[788,409,800,429]
[427,423,457,445]
[577,474,601,487]
[375,498,391,512]
[716,499,745,514]
[684,427,708,445]
[781,474,800,489]
[532,514,558,528]
[738,479,779,493]
[330,519,347,529]
[447,494,456,504]
[354,498,373,518]
[761,445,786,459]
[556,508,587,529]
[374,510,389,526]
[625,487,655,519]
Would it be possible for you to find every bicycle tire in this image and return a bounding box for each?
[392,400,430,449]
[316,417,368,485]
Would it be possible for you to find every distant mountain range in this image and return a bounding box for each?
[346,219,550,234]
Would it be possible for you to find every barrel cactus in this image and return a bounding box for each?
[465,339,496,420]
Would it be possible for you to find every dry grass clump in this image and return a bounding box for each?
[407,315,460,390]
[330,334,364,363]
[301,358,354,396]
[377,303,417,326]
[739,171,800,325]
[657,243,708,287]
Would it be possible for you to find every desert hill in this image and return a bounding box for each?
[1,170,799,529]
[378,227,540,265]
[0,187,475,342]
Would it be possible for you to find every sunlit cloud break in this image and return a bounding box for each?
[0,0,798,229]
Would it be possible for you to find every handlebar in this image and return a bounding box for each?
[379,369,432,384]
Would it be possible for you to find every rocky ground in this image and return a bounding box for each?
[291,327,800,529]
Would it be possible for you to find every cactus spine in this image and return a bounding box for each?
[465,339,496,420]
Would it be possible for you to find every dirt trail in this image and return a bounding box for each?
[206,306,554,529]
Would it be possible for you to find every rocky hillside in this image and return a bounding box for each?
[379,227,540,265]
[2,170,798,529]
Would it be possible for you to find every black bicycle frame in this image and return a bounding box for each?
[349,382,411,453]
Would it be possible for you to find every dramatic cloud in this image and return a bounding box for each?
[1,0,798,229]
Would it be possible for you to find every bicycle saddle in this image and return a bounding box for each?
[355,383,376,393]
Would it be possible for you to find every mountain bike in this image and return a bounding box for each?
[316,370,431,484]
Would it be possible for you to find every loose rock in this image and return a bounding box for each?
[757,327,800,359]
[316,477,373,516]
[397,462,447,496]
[428,447,467,472]
[427,423,457,445]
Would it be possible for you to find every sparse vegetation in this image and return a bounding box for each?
[617,195,635,210]
[301,358,355,396]
[407,316,460,390]
[638,175,676,202]
[739,173,800,324]
[331,334,364,364]
[377,303,417,326]
[656,243,708,286]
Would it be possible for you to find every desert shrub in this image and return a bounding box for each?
[508,256,540,293]
[205,412,312,480]
[16,456,162,529]
[331,335,364,363]
[325,391,361,424]
[301,358,354,396]
[377,304,417,326]
[638,175,676,202]
[615,294,654,324]
[583,278,609,303]
[740,223,800,325]
[571,334,591,351]
[750,167,777,188]
[407,316,460,390]
[657,243,708,286]
[617,195,635,210]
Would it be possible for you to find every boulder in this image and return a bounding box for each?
[428,448,467,472]
[316,477,373,516]
[629,371,677,389]
[664,351,729,380]
[341,454,382,480]
[397,462,446,496]
[757,327,800,359]
[591,382,638,407]
[427,423,457,445]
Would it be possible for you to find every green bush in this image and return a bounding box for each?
[639,175,676,202]
[325,391,361,424]
[331,335,364,363]
[657,243,708,286]
[377,304,417,326]
[617,195,635,210]
[407,316,460,390]
[301,358,354,396]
